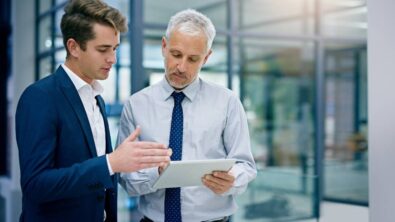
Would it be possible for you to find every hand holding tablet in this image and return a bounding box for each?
[153,159,236,189]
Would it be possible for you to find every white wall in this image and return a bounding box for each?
[368,0,395,222]
[0,0,35,221]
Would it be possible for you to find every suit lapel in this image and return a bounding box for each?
[96,95,117,185]
[55,66,98,157]
[95,95,113,154]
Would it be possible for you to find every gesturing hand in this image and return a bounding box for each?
[109,127,172,173]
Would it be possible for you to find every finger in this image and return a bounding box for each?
[213,171,235,181]
[161,161,170,168]
[137,148,172,157]
[205,174,234,189]
[137,155,171,164]
[202,178,222,193]
[159,162,169,174]
[126,126,141,142]
[204,174,224,187]
[137,162,165,170]
[133,141,167,149]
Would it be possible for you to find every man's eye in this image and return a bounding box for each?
[172,54,181,58]
[189,57,199,63]
[98,48,108,53]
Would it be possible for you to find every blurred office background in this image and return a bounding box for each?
[4,0,395,221]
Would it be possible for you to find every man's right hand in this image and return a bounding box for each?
[109,127,172,173]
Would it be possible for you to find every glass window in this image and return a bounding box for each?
[119,67,131,102]
[323,43,368,203]
[39,0,52,14]
[38,16,52,53]
[237,0,316,36]
[234,38,316,221]
[321,0,367,38]
[55,9,65,49]
[55,49,66,65]
[99,69,117,104]
[119,38,130,67]
[144,0,227,30]
[39,56,52,79]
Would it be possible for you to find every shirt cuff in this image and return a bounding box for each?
[106,154,115,175]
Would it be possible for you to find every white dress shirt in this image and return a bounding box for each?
[61,64,113,174]
[118,77,257,221]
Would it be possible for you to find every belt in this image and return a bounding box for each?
[141,216,229,222]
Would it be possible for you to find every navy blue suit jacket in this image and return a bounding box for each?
[16,66,118,222]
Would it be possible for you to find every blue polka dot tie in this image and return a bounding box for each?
[165,92,185,222]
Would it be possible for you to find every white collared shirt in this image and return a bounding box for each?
[62,64,113,175]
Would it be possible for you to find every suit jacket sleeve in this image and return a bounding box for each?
[16,85,114,204]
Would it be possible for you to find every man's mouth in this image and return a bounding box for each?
[102,67,111,72]
[172,72,184,78]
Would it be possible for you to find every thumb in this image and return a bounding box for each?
[126,126,141,142]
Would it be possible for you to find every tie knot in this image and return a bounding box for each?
[172,92,185,105]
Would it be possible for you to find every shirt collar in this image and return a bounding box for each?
[61,64,104,96]
[159,76,200,102]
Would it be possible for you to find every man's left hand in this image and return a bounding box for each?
[202,171,235,194]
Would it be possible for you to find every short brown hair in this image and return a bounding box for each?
[60,0,127,56]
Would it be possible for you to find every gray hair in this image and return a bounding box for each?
[165,9,216,51]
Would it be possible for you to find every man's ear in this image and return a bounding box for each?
[202,49,212,66]
[66,38,80,58]
[161,36,167,57]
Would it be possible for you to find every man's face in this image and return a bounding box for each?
[162,30,212,90]
[70,23,120,84]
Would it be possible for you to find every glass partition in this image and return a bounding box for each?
[323,43,368,204]
[237,38,316,221]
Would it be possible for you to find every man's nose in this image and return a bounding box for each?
[107,51,117,64]
[177,58,187,73]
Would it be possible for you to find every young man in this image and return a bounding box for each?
[118,9,257,222]
[15,0,171,221]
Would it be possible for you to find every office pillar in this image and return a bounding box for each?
[368,1,395,222]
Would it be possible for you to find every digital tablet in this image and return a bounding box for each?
[153,159,236,189]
